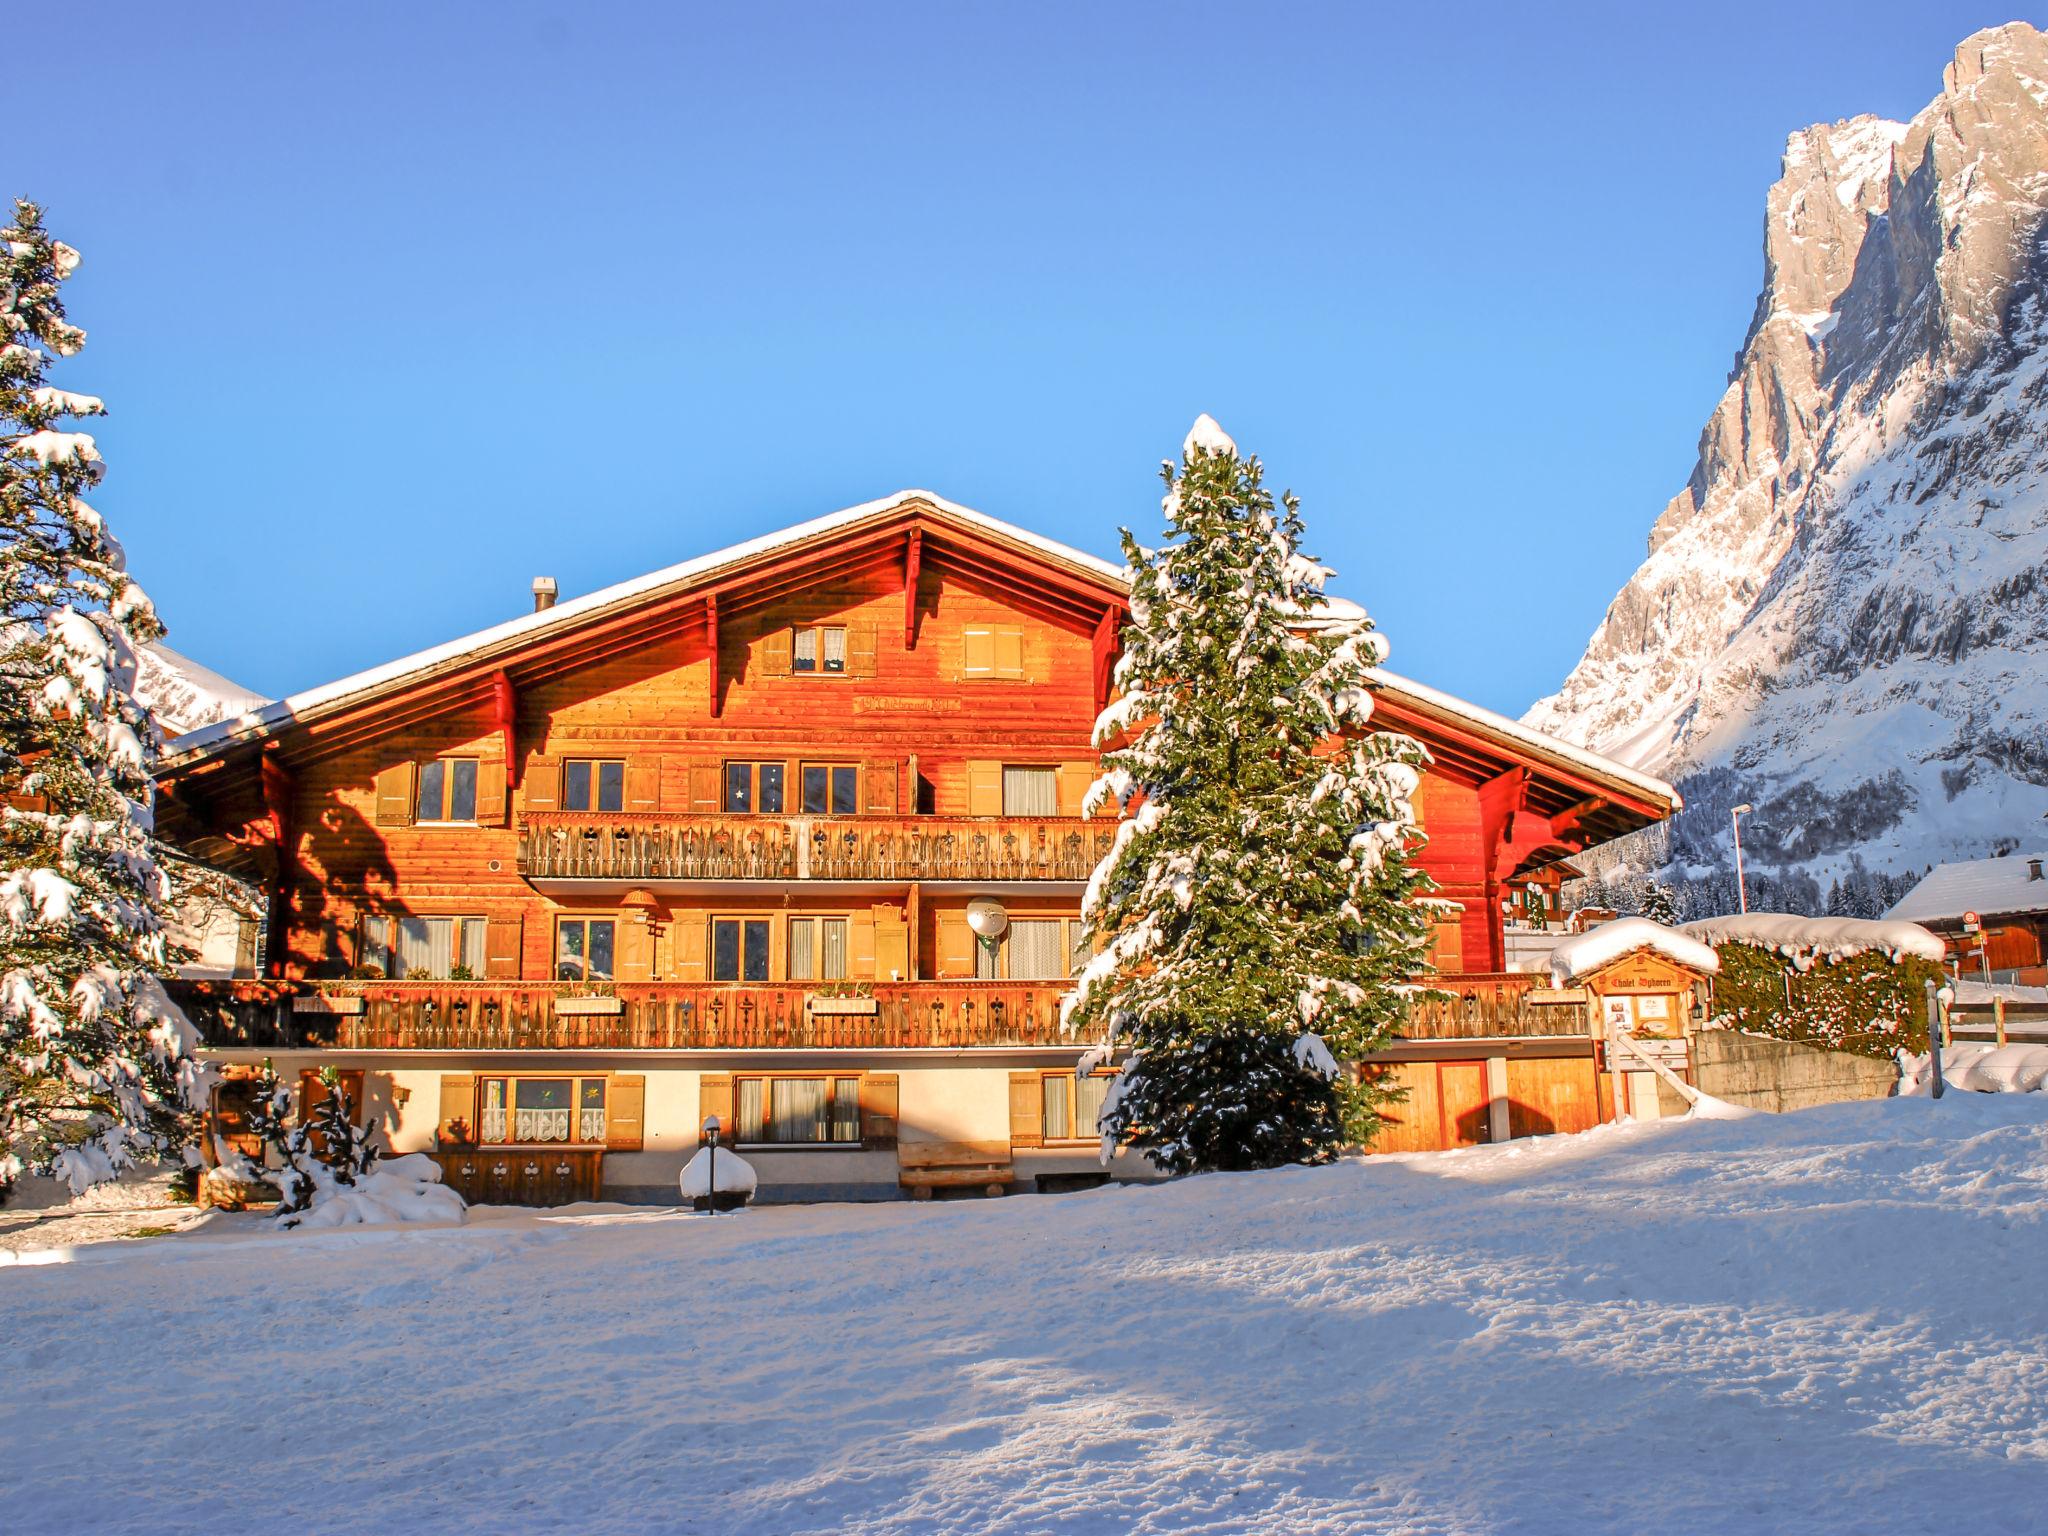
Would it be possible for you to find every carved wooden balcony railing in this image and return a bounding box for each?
[1398,972,1591,1040]
[175,979,1099,1052]
[516,813,1119,885]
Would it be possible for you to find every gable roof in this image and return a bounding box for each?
[1886,850,2048,924]
[155,487,1675,830]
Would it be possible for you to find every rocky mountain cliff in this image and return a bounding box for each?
[1527,21,2048,899]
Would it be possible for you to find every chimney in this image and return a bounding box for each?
[2029,857,2044,882]
[531,576,557,613]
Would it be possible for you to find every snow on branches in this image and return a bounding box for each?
[1,199,203,1199]
[1062,416,1434,1173]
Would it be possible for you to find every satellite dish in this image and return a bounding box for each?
[966,898,1009,940]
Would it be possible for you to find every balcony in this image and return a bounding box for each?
[1397,973,1591,1041]
[516,812,1120,887]
[176,979,1098,1052]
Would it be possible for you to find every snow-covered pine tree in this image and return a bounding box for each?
[1063,415,1434,1173]
[0,199,205,1199]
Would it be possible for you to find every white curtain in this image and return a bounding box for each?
[822,626,847,671]
[1042,1073,1072,1140]
[788,919,815,981]
[1074,1072,1109,1137]
[394,916,484,978]
[1008,919,1064,980]
[772,1077,829,1142]
[1002,766,1057,816]
[820,919,847,980]
[736,1078,766,1142]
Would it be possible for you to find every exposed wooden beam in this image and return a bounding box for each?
[705,592,720,719]
[904,528,923,650]
[258,748,295,978]
[491,670,519,788]
[1092,606,1121,711]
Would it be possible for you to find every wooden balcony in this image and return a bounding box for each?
[176,979,1099,1052]
[516,812,1119,886]
[1398,973,1591,1040]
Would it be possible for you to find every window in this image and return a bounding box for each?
[1041,1071,1111,1142]
[963,625,1025,679]
[360,914,487,979]
[1002,765,1058,817]
[734,1075,862,1145]
[977,916,1086,980]
[563,759,625,813]
[477,1076,606,1144]
[555,918,615,981]
[416,758,479,822]
[724,761,785,814]
[792,624,847,674]
[712,917,771,982]
[787,917,849,981]
[800,763,859,816]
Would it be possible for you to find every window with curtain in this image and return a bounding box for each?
[1007,919,1066,980]
[475,1075,608,1145]
[792,625,847,674]
[787,917,848,981]
[1042,1071,1110,1142]
[734,1076,861,1144]
[1002,765,1058,817]
[362,914,486,978]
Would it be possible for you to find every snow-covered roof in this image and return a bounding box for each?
[1678,912,1948,965]
[136,643,269,738]
[1548,918,1720,984]
[156,487,1674,819]
[1368,666,1679,810]
[1884,851,2048,924]
[162,489,1124,764]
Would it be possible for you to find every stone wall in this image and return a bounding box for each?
[1689,1030,1898,1114]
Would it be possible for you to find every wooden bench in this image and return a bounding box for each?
[898,1140,1015,1199]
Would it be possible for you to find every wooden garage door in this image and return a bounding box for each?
[1363,1060,1491,1153]
[1505,1056,1603,1139]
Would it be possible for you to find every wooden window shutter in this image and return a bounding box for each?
[860,1072,899,1150]
[523,756,561,813]
[698,1073,734,1141]
[937,912,975,978]
[484,913,524,979]
[849,909,877,980]
[994,626,1025,680]
[625,757,660,813]
[618,917,654,982]
[962,626,995,678]
[674,916,707,981]
[688,761,721,813]
[759,626,793,678]
[875,913,909,982]
[474,758,509,826]
[847,621,877,678]
[1009,1071,1043,1149]
[373,762,416,827]
[438,1074,476,1142]
[1056,763,1094,819]
[966,760,1002,817]
[606,1073,646,1150]
[864,760,898,816]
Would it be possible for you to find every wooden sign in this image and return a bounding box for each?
[1525,987,1589,1005]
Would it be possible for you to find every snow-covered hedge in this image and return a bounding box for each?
[1705,939,1941,1059]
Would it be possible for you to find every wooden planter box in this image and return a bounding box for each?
[808,996,879,1017]
[554,995,623,1017]
[293,994,366,1016]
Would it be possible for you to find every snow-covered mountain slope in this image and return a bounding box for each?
[1528,22,2048,887]
[133,642,267,738]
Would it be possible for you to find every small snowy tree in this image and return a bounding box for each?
[1063,416,1433,1173]
[242,1064,382,1221]
[0,200,205,1199]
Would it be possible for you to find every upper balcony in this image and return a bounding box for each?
[516,812,1120,889]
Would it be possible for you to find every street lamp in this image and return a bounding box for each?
[1730,804,1753,914]
[702,1114,721,1213]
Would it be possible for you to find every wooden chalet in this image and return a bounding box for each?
[157,491,1678,1203]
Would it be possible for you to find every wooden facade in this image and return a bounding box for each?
[159,493,1677,1195]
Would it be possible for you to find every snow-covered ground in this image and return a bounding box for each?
[4,1099,2047,1534]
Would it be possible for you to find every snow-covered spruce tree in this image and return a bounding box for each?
[1063,416,1434,1173]
[0,200,205,1199]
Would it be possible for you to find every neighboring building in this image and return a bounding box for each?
[155,492,1676,1201]
[1886,850,2048,985]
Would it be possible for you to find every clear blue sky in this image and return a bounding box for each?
[11,2,2031,716]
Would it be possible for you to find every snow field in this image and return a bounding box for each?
[4,1097,2048,1534]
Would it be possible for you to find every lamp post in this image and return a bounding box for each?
[702,1114,721,1213]
[1730,804,1753,914]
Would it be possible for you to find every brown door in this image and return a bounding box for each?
[1506,1056,1605,1138]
